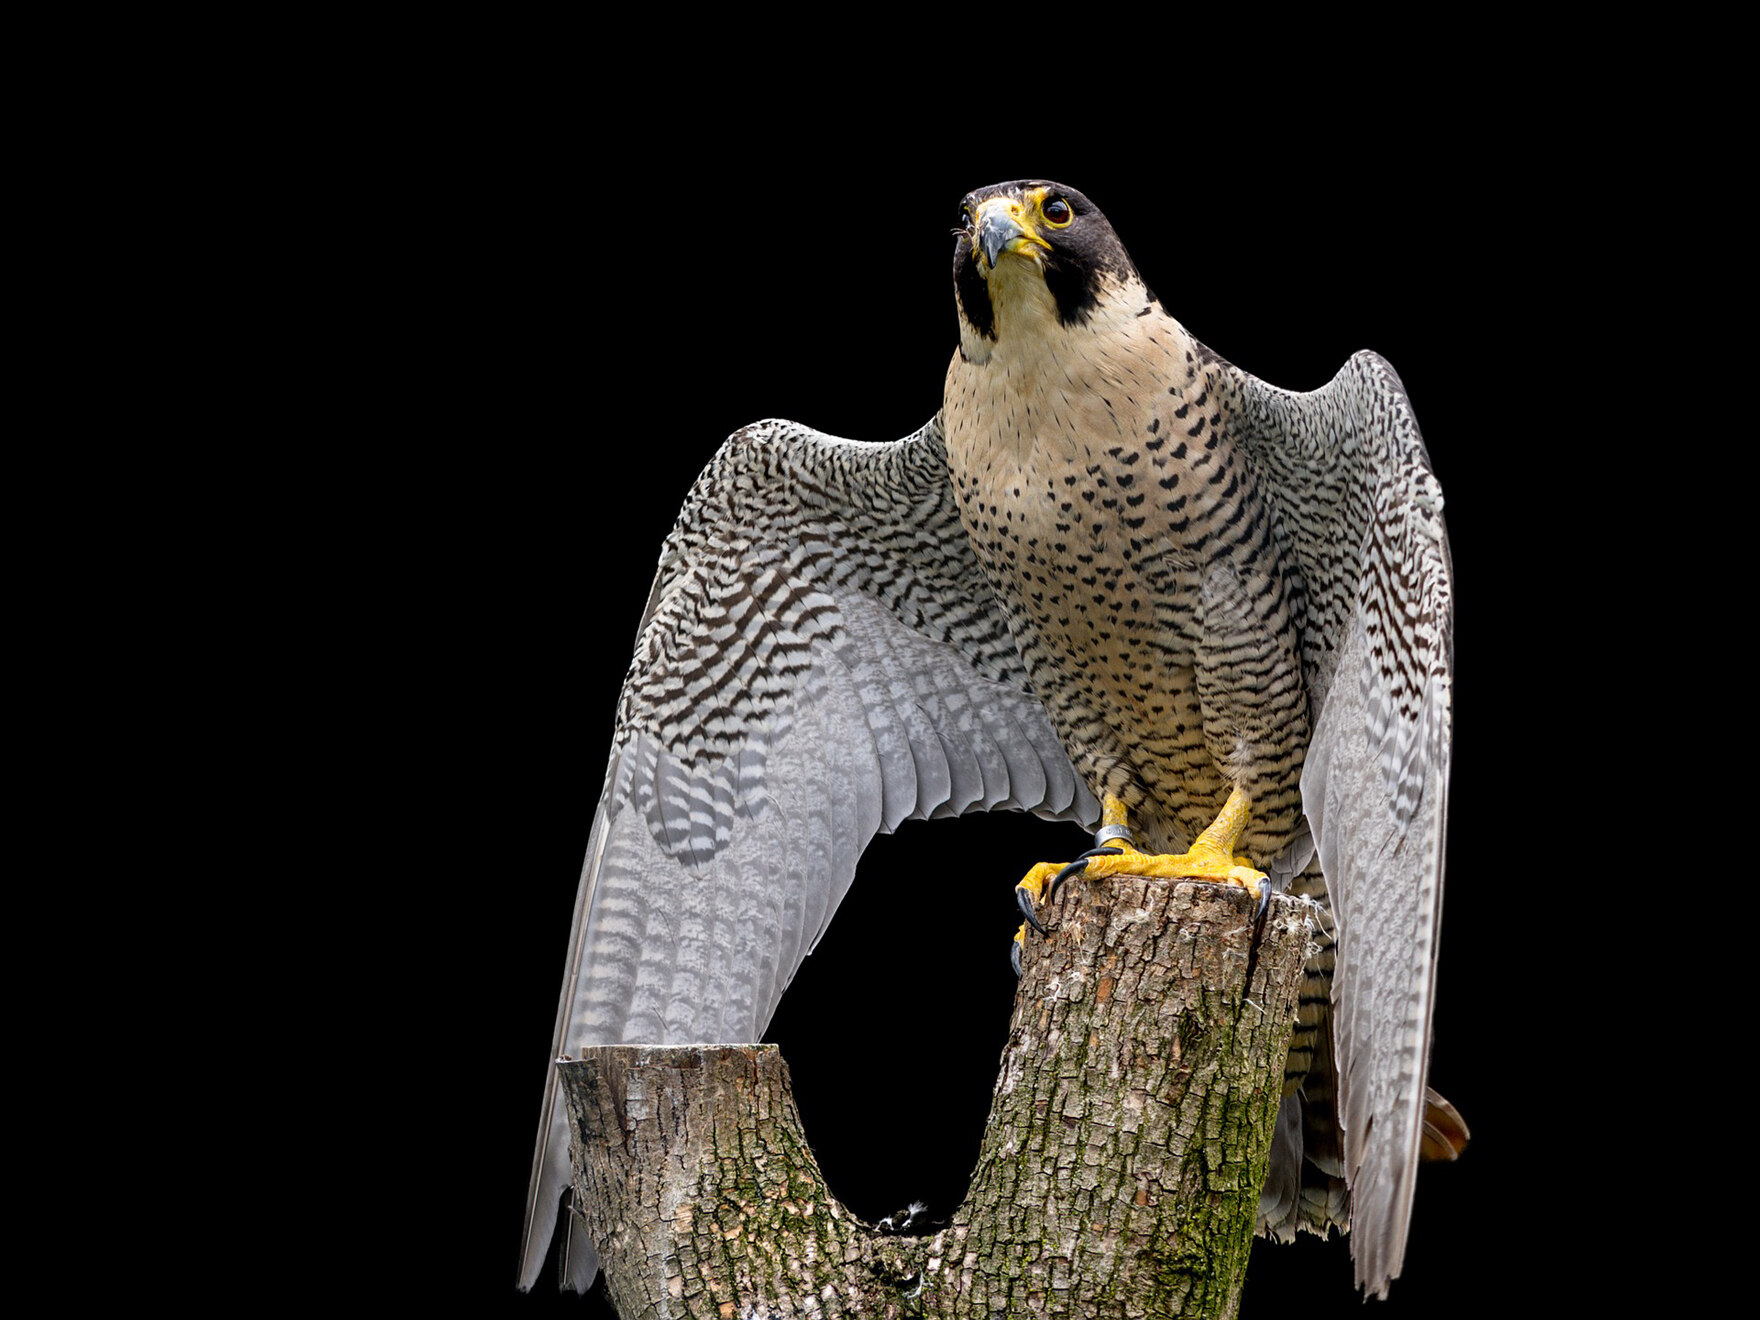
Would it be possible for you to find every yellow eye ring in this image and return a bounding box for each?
[1041,196,1073,228]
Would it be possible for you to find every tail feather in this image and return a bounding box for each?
[1258,859,1466,1248]
[1418,1087,1470,1163]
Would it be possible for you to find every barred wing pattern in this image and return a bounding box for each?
[519,416,1098,1291]
[1227,350,1452,1297]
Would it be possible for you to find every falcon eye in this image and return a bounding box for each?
[1042,197,1073,227]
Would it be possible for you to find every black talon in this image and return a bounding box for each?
[1010,939,1023,978]
[1046,847,1120,903]
[1255,880,1271,921]
[1047,858,1093,901]
[1047,858,1088,902]
[1016,884,1046,935]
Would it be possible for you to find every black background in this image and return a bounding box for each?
[376,52,1622,1318]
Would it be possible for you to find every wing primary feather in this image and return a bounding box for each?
[518,416,1094,1290]
[1230,347,1452,1297]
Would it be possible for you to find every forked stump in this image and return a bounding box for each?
[560,877,1316,1319]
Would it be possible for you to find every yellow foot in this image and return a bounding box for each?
[1060,839,1267,896]
[1013,861,1063,934]
[1011,861,1064,976]
[1012,788,1269,976]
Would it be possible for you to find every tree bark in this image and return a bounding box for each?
[560,877,1316,1319]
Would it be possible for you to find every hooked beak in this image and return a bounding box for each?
[975,198,1050,270]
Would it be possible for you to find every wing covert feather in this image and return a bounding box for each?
[1226,351,1452,1297]
[519,415,1096,1291]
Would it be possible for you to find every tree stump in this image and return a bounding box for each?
[559,877,1316,1319]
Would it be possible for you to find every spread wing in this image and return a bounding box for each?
[519,415,1097,1291]
[1225,349,1452,1298]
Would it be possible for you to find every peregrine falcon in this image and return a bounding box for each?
[520,180,1460,1300]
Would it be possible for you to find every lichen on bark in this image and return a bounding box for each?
[560,876,1315,1319]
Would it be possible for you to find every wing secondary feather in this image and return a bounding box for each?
[1227,351,1452,1297]
[519,415,1096,1290]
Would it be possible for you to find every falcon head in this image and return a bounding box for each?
[952,181,1141,346]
